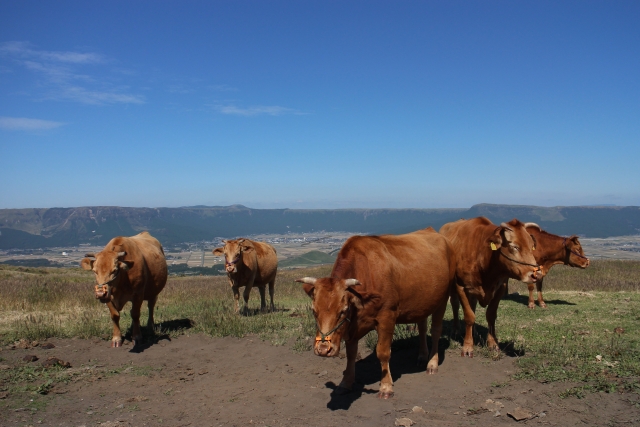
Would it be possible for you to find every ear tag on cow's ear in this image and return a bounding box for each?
[532,246,536,251]
[490,242,497,251]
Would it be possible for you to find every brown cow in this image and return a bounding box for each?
[80,231,167,348]
[297,227,456,399]
[212,238,277,313]
[440,218,542,357]
[518,224,590,308]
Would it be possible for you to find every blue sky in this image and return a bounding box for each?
[1,1,638,209]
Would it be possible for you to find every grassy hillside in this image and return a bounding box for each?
[279,250,336,268]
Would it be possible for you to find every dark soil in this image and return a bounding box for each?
[1,335,638,427]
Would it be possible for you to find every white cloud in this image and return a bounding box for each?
[0,41,143,105]
[0,116,65,131]
[216,105,303,116]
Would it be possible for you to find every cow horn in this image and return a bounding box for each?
[84,253,96,258]
[117,251,126,257]
[295,277,317,285]
[500,222,514,232]
[524,222,541,231]
[345,279,361,287]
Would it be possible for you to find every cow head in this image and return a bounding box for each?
[563,235,590,268]
[297,277,380,357]
[81,250,132,302]
[213,239,253,274]
[489,219,542,283]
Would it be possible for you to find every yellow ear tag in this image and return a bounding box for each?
[532,246,536,251]
[490,242,497,251]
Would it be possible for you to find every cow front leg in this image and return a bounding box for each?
[376,324,395,399]
[416,318,429,365]
[336,339,358,395]
[106,302,123,348]
[258,285,267,312]
[456,285,476,357]
[130,296,143,347]
[242,285,253,315]
[232,285,241,313]
[537,278,547,308]
[486,282,507,351]
[450,292,461,333]
[527,283,536,309]
[427,301,447,374]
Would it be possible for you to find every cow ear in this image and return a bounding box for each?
[80,258,94,271]
[488,228,503,250]
[348,288,382,310]
[119,261,133,271]
[213,247,224,256]
[302,283,314,298]
[241,245,254,253]
[569,235,580,245]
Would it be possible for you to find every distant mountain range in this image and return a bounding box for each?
[1,204,639,249]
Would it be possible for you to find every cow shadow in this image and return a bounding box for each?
[240,307,290,317]
[125,318,194,353]
[502,293,576,307]
[326,332,451,410]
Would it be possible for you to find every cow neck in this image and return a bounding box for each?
[532,231,565,267]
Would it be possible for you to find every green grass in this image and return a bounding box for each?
[1,261,639,397]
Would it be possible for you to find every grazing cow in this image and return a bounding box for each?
[440,218,542,357]
[297,227,456,399]
[212,238,277,313]
[518,224,590,308]
[80,231,167,348]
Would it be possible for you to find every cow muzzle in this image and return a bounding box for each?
[94,284,111,302]
[314,337,338,357]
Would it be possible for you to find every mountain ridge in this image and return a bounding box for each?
[1,204,639,249]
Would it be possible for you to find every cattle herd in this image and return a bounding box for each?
[81,217,589,399]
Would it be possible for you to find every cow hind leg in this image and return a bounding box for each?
[427,301,447,374]
[486,281,507,351]
[537,278,547,308]
[107,302,123,348]
[457,285,477,357]
[268,279,275,312]
[147,295,158,330]
[416,318,429,365]
[130,297,144,347]
[258,285,267,312]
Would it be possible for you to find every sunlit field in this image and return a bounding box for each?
[1,261,639,396]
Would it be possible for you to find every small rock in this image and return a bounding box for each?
[495,411,501,417]
[116,404,124,409]
[86,411,94,415]
[0,364,10,370]
[0,391,8,399]
[42,357,71,368]
[508,407,534,421]
[317,370,327,377]
[595,355,603,362]
[15,339,30,349]
[395,417,415,427]
[23,355,38,362]
[40,343,55,349]
[411,406,426,414]
[614,327,624,334]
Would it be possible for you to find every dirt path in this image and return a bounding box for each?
[2,335,638,427]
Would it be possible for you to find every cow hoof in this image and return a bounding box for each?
[461,349,474,358]
[426,365,438,375]
[377,391,394,399]
[528,303,535,309]
[334,386,352,396]
[540,303,547,308]
[111,340,122,348]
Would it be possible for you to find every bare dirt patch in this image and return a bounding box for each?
[1,335,638,427]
